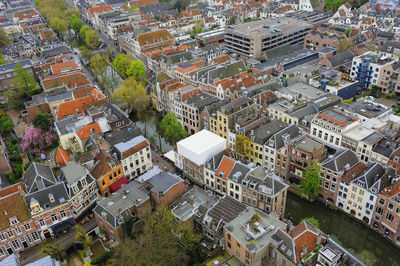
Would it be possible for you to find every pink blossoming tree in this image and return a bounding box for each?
[20,126,57,156]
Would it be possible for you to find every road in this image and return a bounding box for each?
[18,218,97,265]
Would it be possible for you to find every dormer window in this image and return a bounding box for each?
[49,193,55,203]
[9,217,19,225]
[81,179,87,187]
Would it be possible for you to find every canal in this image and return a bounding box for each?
[286,192,400,266]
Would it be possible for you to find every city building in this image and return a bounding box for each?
[224,18,312,57]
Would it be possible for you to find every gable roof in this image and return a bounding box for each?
[290,221,325,263]
[76,122,102,140]
[90,150,121,180]
[322,149,359,172]
[147,172,183,195]
[327,50,354,68]
[89,5,113,16]
[114,135,149,160]
[0,183,29,231]
[50,61,79,74]
[56,148,70,168]
[23,162,57,194]
[137,29,174,47]
[57,95,95,120]
[216,156,236,180]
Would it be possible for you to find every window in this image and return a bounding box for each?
[388,203,394,210]
[31,232,40,241]
[102,180,105,186]
[10,217,19,225]
[0,234,5,241]
[11,240,20,250]
[7,231,14,238]
[51,214,58,222]
[386,213,394,223]
[60,210,66,219]
[379,198,385,205]
[15,228,22,235]
[109,175,113,181]
[39,219,45,227]
[0,247,4,256]
[81,179,87,187]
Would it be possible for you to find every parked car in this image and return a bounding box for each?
[371,93,381,98]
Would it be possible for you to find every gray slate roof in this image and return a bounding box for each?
[322,149,359,172]
[148,172,183,195]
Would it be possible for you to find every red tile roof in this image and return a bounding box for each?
[216,156,235,180]
[56,148,70,168]
[57,95,95,120]
[50,61,79,74]
[91,88,106,100]
[76,123,102,140]
[90,150,121,180]
[290,222,325,263]
[89,5,113,16]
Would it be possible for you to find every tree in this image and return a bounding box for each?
[127,59,146,82]
[90,53,109,78]
[325,0,344,10]
[112,77,149,114]
[190,19,204,38]
[33,111,52,131]
[49,18,68,36]
[0,116,13,135]
[0,53,5,65]
[301,217,320,228]
[357,250,377,266]
[20,126,57,156]
[160,113,188,146]
[337,38,354,53]
[113,54,132,78]
[78,46,91,63]
[228,16,236,25]
[85,29,100,49]
[5,63,40,108]
[69,15,83,34]
[0,26,8,47]
[40,242,63,261]
[79,25,90,40]
[138,108,155,138]
[299,160,322,199]
[75,225,92,256]
[110,206,189,266]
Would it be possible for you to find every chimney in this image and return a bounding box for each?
[373,173,379,184]
[286,221,291,233]
[316,233,322,246]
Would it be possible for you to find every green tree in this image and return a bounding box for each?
[357,250,377,266]
[78,46,91,63]
[75,225,92,255]
[299,160,322,199]
[160,113,188,146]
[49,18,68,36]
[0,116,13,135]
[0,53,5,65]
[79,25,90,40]
[69,15,83,34]
[228,16,236,25]
[85,30,100,49]
[33,111,52,131]
[337,38,354,53]
[190,19,204,38]
[5,63,40,109]
[235,135,251,157]
[90,53,110,77]
[325,0,344,10]
[0,26,8,47]
[113,54,132,78]
[112,77,149,114]
[40,242,63,261]
[127,59,146,82]
[301,217,320,228]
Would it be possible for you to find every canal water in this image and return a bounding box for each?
[286,192,400,266]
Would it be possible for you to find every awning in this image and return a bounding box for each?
[163,150,175,163]
[109,176,129,193]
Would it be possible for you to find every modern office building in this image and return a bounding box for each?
[224,18,312,57]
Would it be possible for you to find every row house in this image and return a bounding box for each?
[303,31,341,50]
[90,150,125,196]
[23,163,75,240]
[133,29,175,62]
[320,149,361,205]
[372,177,400,242]
[310,108,360,148]
[287,135,327,184]
[344,163,395,224]
[61,162,99,220]
[180,92,219,134]
[112,135,153,180]
[0,183,41,259]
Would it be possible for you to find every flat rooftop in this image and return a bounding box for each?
[226,18,311,39]
[293,137,323,153]
[316,109,357,127]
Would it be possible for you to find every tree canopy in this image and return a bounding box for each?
[20,126,57,156]
[110,206,204,266]
[69,14,83,34]
[49,18,67,36]
[4,63,40,109]
[0,53,5,65]
[299,160,322,199]
[113,54,132,79]
[160,113,189,146]
[90,53,110,77]
[337,38,354,53]
[85,29,100,49]
[40,242,63,261]
[112,77,149,114]
[127,60,147,82]
[33,111,52,131]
